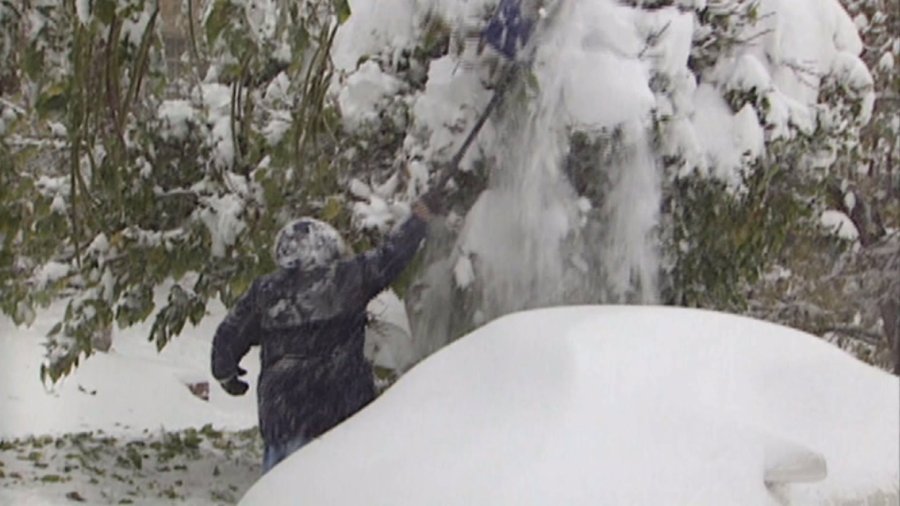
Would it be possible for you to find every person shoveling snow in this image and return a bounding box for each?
[211,0,554,474]
[211,198,436,473]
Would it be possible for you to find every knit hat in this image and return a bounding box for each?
[273,218,348,270]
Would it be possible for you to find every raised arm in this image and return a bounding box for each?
[355,203,431,301]
[211,281,262,395]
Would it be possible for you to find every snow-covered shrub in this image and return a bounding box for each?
[311,0,889,368]
[1,0,360,382]
[744,0,899,371]
[2,0,894,380]
[644,0,884,337]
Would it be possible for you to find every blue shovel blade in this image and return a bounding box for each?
[482,0,536,59]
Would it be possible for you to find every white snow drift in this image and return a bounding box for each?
[241,306,899,506]
[0,291,415,438]
[0,299,259,438]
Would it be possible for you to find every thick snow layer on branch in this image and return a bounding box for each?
[687,0,872,178]
[330,0,874,187]
[821,210,859,241]
[878,51,895,73]
[74,0,91,25]
[408,54,493,167]
[198,193,247,257]
[337,61,404,131]
[692,84,764,183]
[243,0,277,41]
[331,0,420,71]
[197,83,236,169]
[353,195,398,232]
[122,9,153,47]
[158,99,197,140]
[31,261,70,290]
[725,54,773,94]
[241,306,899,506]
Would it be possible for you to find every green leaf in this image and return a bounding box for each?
[334,0,351,24]
[47,322,63,337]
[95,0,116,24]
[205,0,232,46]
[260,177,284,209]
[35,84,68,117]
[187,298,206,326]
[23,45,44,80]
[116,286,154,328]
[320,195,343,222]
[126,446,143,470]
[150,316,169,351]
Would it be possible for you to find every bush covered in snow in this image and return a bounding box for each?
[0,0,897,381]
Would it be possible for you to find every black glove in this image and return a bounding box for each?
[220,367,249,396]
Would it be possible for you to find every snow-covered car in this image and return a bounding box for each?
[240,306,900,505]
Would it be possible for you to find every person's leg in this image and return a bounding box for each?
[283,435,308,457]
[262,443,285,474]
[261,435,308,474]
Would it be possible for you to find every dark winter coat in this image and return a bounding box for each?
[211,216,427,447]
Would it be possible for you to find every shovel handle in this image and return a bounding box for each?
[430,63,523,194]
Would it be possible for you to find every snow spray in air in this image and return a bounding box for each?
[410,0,662,356]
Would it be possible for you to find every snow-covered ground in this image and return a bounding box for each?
[0,291,416,504]
[241,306,900,506]
[2,300,897,505]
[0,426,261,505]
[0,298,263,504]
[0,299,259,439]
